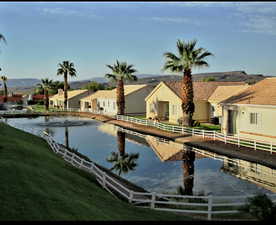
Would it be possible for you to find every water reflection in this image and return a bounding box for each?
[106,131,140,176]
[182,146,195,195]
[6,116,276,195]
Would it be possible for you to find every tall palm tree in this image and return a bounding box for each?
[37,78,53,111]
[57,61,77,109]
[163,39,213,126]
[1,75,8,103]
[106,130,139,176]
[105,60,137,115]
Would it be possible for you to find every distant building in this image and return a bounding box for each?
[80,84,155,116]
[49,89,90,109]
[220,77,276,142]
[145,81,246,124]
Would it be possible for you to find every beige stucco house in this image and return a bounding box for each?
[220,77,276,143]
[145,81,246,124]
[80,84,155,116]
[49,89,91,109]
[208,85,248,123]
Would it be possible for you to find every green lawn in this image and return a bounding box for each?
[30,104,46,113]
[0,122,193,221]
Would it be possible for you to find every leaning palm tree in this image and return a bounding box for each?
[1,75,8,103]
[37,78,53,111]
[57,61,77,109]
[105,60,137,115]
[163,39,213,126]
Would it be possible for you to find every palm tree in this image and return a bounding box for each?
[37,78,53,111]
[105,60,137,115]
[163,39,213,126]
[106,130,139,176]
[181,145,195,195]
[57,61,77,109]
[1,75,8,103]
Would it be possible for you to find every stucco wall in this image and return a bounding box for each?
[125,86,154,115]
[146,83,211,124]
[222,104,276,143]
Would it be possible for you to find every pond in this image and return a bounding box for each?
[6,115,276,196]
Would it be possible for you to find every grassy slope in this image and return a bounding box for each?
[0,123,192,221]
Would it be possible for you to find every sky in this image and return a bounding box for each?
[0,1,276,81]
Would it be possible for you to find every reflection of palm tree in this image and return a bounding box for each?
[181,146,195,195]
[106,130,139,176]
[65,126,69,149]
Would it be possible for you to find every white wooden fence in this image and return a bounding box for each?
[116,115,276,155]
[2,120,276,220]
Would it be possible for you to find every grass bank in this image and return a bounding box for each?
[0,122,193,221]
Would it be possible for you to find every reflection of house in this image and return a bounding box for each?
[49,89,90,109]
[145,136,206,161]
[220,78,276,142]
[145,81,245,124]
[221,158,276,193]
[80,85,155,116]
[208,85,248,123]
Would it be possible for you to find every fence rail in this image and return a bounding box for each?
[2,119,276,220]
[116,115,276,155]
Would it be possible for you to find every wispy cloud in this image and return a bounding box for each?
[242,15,276,36]
[145,16,200,26]
[39,7,100,19]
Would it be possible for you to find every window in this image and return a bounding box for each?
[113,102,116,110]
[103,101,105,107]
[172,105,177,115]
[108,100,110,107]
[250,113,258,125]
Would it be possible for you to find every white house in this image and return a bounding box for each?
[80,84,155,116]
[220,77,276,143]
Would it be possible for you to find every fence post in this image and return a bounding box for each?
[208,195,213,220]
[102,172,107,188]
[202,130,205,138]
[151,192,156,209]
[238,134,240,147]
[224,134,227,144]
[182,127,184,134]
[129,191,134,203]
[271,142,273,154]
[213,131,215,141]
[254,140,256,150]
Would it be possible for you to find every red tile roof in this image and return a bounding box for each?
[164,81,246,101]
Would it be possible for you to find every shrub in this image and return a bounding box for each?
[239,193,276,221]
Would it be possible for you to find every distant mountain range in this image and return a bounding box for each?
[2,71,270,94]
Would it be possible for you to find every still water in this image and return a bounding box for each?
[6,116,276,196]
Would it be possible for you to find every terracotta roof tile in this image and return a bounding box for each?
[164,81,246,101]
[221,77,276,105]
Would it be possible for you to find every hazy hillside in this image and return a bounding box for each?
[2,71,269,94]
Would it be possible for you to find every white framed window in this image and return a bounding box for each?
[250,112,258,125]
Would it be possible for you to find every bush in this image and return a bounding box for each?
[239,193,276,221]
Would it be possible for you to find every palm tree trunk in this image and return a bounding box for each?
[181,69,194,127]
[64,72,68,110]
[117,131,125,156]
[65,126,69,149]
[44,89,49,111]
[182,146,195,195]
[3,82,7,103]
[117,79,125,115]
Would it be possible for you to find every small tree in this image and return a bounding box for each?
[202,76,216,82]
[239,193,276,221]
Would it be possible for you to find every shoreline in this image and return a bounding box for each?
[3,111,276,169]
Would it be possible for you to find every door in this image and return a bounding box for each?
[227,110,237,135]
